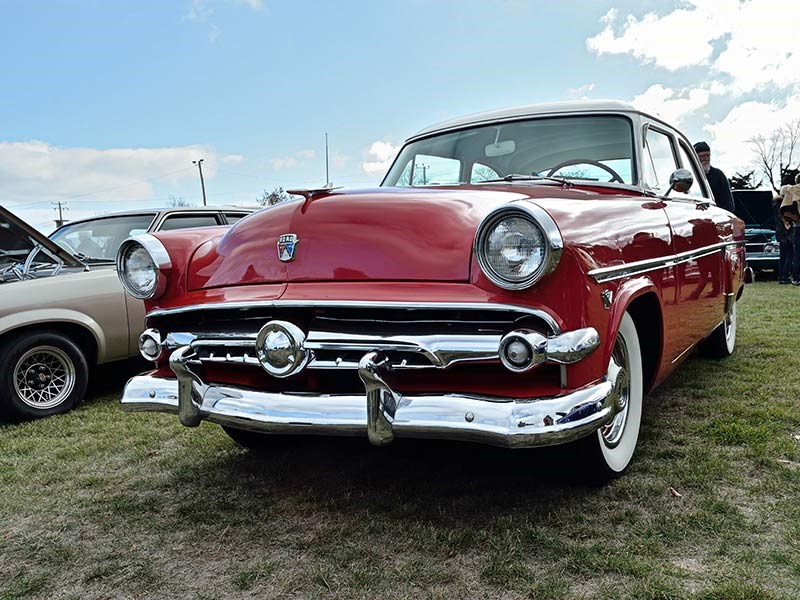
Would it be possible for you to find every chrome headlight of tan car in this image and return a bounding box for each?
[116,235,171,300]
[474,203,563,290]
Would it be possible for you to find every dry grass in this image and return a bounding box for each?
[1,281,799,599]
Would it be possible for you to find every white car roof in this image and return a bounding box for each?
[409,100,641,141]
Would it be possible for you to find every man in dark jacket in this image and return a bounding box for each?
[693,141,735,212]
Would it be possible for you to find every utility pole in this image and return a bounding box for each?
[419,163,429,185]
[193,159,207,206]
[51,200,68,227]
[325,132,331,187]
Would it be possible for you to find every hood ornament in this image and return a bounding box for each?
[277,233,299,262]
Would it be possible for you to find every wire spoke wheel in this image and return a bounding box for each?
[13,346,76,410]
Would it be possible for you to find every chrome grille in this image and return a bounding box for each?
[150,302,557,372]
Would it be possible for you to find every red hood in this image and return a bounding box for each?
[187,185,635,290]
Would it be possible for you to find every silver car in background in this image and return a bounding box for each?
[0,206,254,420]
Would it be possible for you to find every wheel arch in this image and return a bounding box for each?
[605,279,663,395]
[0,311,103,366]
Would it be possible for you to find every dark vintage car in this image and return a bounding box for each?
[0,206,253,420]
[117,101,746,479]
[731,189,779,272]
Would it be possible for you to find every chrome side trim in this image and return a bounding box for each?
[588,241,742,283]
[147,301,562,334]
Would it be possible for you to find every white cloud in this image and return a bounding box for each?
[632,84,711,124]
[712,1,800,93]
[332,153,350,169]
[703,91,800,175]
[222,153,245,165]
[234,0,264,10]
[587,0,800,93]
[0,140,218,204]
[295,149,316,160]
[587,4,726,70]
[566,83,595,100]
[268,149,316,171]
[183,0,213,22]
[361,141,400,174]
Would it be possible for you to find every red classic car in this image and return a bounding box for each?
[117,100,746,479]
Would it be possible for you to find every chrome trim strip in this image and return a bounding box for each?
[162,324,599,372]
[588,241,742,283]
[304,330,501,368]
[121,373,616,449]
[148,301,562,334]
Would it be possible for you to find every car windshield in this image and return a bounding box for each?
[382,115,636,187]
[50,214,155,261]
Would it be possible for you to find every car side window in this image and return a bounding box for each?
[643,129,678,192]
[471,162,500,183]
[395,154,461,186]
[159,214,221,231]
[677,143,706,198]
[224,212,247,224]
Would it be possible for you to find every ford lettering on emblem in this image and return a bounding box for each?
[277,233,299,262]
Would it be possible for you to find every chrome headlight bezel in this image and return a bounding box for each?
[473,203,563,290]
[116,234,171,300]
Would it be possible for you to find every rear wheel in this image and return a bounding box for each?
[571,312,643,482]
[700,301,737,358]
[0,332,89,420]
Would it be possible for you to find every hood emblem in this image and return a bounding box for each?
[277,233,299,262]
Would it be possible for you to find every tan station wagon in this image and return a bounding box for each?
[0,205,254,420]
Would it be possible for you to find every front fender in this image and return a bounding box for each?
[603,276,663,370]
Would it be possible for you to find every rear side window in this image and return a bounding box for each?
[159,214,221,231]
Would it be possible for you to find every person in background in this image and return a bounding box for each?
[778,173,800,286]
[693,141,735,212]
[774,194,793,284]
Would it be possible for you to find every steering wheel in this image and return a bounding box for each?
[546,159,624,183]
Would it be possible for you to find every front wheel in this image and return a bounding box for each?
[571,312,643,481]
[699,301,736,358]
[0,331,89,421]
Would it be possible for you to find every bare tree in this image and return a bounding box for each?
[749,119,800,192]
[168,195,194,207]
[257,187,292,206]
[729,170,761,190]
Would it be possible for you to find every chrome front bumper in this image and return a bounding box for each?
[121,347,622,449]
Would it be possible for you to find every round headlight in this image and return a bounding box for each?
[116,236,171,300]
[474,204,563,290]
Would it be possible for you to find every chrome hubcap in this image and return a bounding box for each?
[601,334,630,448]
[13,347,76,409]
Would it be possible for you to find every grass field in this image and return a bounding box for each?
[2,281,799,599]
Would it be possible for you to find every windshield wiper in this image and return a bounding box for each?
[477,174,573,188]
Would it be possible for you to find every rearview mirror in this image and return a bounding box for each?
[485,140,515,157]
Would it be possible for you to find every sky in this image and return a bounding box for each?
[2,0,798,232]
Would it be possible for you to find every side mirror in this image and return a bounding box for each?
[664,169,694,196]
